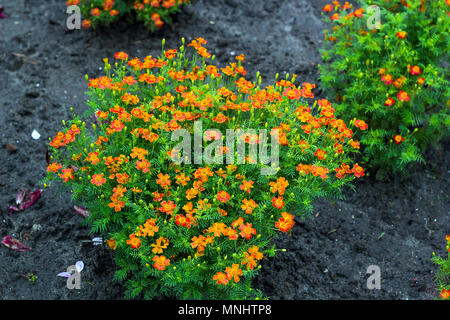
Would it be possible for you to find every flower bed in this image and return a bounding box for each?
[44,38,364,299]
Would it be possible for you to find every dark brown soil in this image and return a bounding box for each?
[0,0,448,299]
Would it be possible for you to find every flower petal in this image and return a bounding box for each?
[7,206,19,214]
[75,261,84,273]
[9,189,42,215]
[74,205,90,218]
[31,130,41,140]
[57,272,71,278]
[0,6,6,19]
[92,237,103,245]
[16,189,26,205]
[19,189,42,210]
[1,236,32,252]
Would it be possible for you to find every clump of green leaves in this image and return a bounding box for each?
[43,38,363,299]
[66,0,190,31]
[432,235,450,300]
[319,0,449,178]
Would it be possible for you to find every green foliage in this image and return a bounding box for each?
[432,235,450,300]
[67,0,190,31]
[43,38,363,299]
[319,0,450,177]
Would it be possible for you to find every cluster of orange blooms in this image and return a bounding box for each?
[46,38,364,290]
[213,245,264,285]
[49,124,81,149]
[66,0,189,29]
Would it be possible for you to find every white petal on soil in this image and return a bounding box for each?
[31,130,41,140]
[57,272,71,278]
[75,261,84,273]
[92,237,103,245]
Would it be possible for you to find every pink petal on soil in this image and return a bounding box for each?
[2,236,32,252]
[8,189,42,215]
[15,189,26,205]
[74,205,90,218]
[0,7,6,19]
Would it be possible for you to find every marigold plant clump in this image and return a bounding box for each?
[432,235,450,300]
[44,38,365,299]
[66,0,190,31]
[319,0,450,178]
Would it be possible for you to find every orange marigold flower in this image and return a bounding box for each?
[113,185,127,197]
[381,74,393,85]
[186,188,199,200]
[108,195,125,212]
[85,151,101,165]
[165,49,177,59]
[225,264,243,283]
[409,65,422,75]
[90,8,101,16]
[393,135,405,144]
[272,196,285,209]
[59,168,74,182]
[384,97,396,107]
[353,8,364,18]
[216,190,230,203]
[228,220,244,234]
[240,180,254,194]
[440,289,450,300]
[241,198,258,214]
[47,162,62,173]
[351,163,365,178]
[115,52,129,60]
[213,271,229,285]
[91,173,106,186]
[396,31,407,39]
[156,173,171,189]
[151,237,169,254]
[175,173,190,186]
[152,255,170,271]
[135,159,151,173]
[269,177,289,195]
[212,113,229,124]
[106,238,117,250]
[275,216,295,232]
[350,140,360,149]
[139,219,159,237]
[239,222,256,240]
[235,54,245,61]
[354,119,368,130]
[330,13,340,20]
[158,200,177,215]
[130,147,148,160]
[82,19,91,28]
[126,234,141,249]
[208,222,228,237]
[314,148,327,160]
[335,163,352,179]
[311,165,329,180]
[397,91,410,102]
[322,4,333,12]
